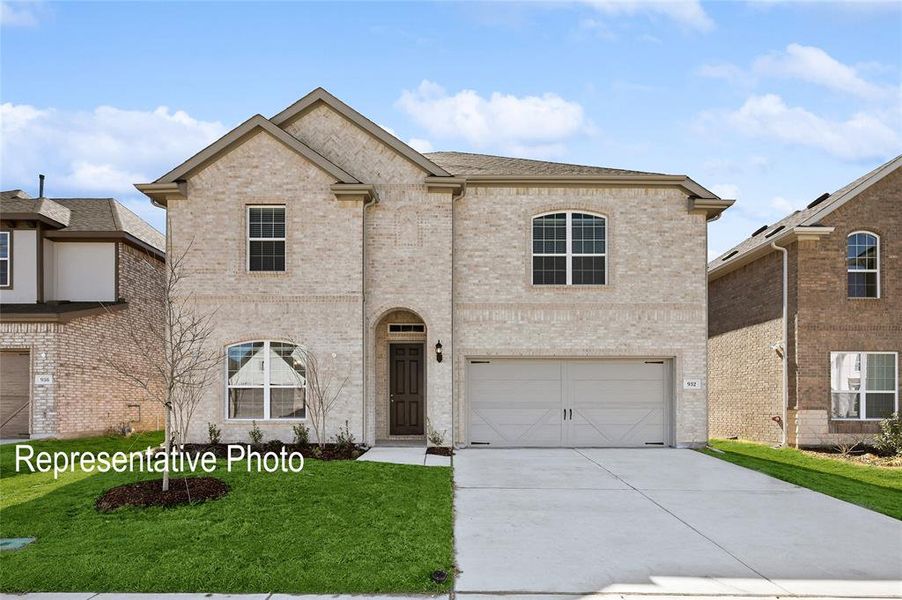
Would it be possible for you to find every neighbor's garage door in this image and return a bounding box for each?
[467,359,669,447]
[1,351,30,438]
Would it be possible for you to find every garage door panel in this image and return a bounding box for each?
[1,351,31,438]
[468,359,668,448]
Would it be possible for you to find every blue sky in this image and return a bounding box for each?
[2,1,900,257]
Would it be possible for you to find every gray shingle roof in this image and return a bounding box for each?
[709,154,902,272]
[0,192,164,253]
[424,151,665,177]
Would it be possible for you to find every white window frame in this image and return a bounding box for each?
[246,205,286,272]
[532,211,608,286]
[847,230,880,299]
[225,340,306,421]
[830,351,898,421]
[0,231,9,288]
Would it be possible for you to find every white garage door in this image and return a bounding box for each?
[467,359,669,447]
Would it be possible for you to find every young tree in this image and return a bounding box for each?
[104,243,219,491]
[298,348,348,449]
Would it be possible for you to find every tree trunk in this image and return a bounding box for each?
[162,403,171,492]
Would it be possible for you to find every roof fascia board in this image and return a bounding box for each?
[801,155,902,226]
[462,174,720,197]
[424,176,466,194]
[0,213,68,228]
[270,88,451,177]
[0,302,127,323]
[709,226,835,281]
[690,197,735,220]
[153,114,359,185]
[134,182,186,207]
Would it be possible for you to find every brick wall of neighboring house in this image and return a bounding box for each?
[0,243,165,437]
[708,169,901,447]
[793,169,901,446]
[708,250,785,443]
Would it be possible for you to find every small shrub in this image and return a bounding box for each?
[248,421,264,445]
[426,418,446,447]
[105,422,132,437]
[334,420,356,451]
[264,439,283,453]
[874,413,902,456]
[207,422,221,445]
[292,423,310,446]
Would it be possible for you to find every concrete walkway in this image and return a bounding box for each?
[356,446,451,467]
[454,448,902,598]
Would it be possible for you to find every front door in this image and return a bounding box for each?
[389,343,425,435]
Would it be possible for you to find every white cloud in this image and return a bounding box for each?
[0,1,43,26]
[408,138,434,153]
[583,0,714,32]
[396,80,590,158]
[1,103,226,232]
[711,183,740,200]
[753,43,886,99]
[695,62,755,87]
[769,195,799,214]
[706,94,899,161]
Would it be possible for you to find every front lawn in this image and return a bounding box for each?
[702,439,902,520]
[0,434,453,594]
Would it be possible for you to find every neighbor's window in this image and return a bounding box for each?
[227,341,306,419]
[532,212,606,285]
[847,231,879,298]
[0,231,9,287]
[831,352,897,420]
[248,206,286,272]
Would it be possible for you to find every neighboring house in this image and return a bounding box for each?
[137,87,731,448]
[0,189,165,438]
[708,156,900,447]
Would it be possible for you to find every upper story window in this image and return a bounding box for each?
[248,206,285,272]
[532,212,606,285]
[847,231,879,298]
[227,341,306,420]
[0,231,9,287]
[831,352,897,420]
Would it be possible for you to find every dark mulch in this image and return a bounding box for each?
[426,446,454,457]
[179,442,366,461]
[95,477,230,512]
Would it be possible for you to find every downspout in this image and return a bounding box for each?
[362,193,377,445]
[771,241,789,447]
[450,182,467,448]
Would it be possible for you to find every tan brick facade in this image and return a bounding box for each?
[709,169,901,447]
[0,243,165,437]
[163,101,714,447]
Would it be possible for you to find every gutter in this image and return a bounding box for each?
[771,241,789,447]
[709,226,834,282]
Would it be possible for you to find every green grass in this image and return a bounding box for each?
[701,439,902,520]
[0,434,453,594]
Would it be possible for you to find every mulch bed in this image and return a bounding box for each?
[426,446,454,457]
[179,442,366,461]
[95,477,230,512]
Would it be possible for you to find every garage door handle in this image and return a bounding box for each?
[569,409,572,420]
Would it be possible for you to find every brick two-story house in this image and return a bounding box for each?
[708,155,900,446]
[137,88,731,448]
[0,190,165,438]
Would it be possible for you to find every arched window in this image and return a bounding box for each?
[847,232,879,298]
[532,211,606,285]
[226,341,306,420]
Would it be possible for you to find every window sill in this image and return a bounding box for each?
[530,284,610,290]
[830,418,887,422]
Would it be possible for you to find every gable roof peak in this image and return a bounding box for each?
[270,87,451,177]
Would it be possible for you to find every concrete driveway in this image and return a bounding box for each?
[454,448,902,598]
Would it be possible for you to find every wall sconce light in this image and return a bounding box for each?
[435,340,443,363]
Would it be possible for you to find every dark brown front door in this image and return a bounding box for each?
[389,343,425,435]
